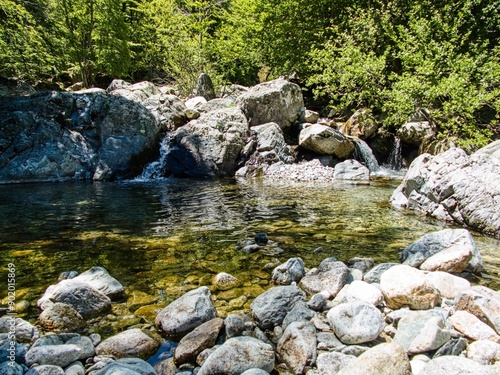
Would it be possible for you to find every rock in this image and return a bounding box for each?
[143,94,188,130]
[299,259,350,297]
[110,81,160,103]
[333,159,370,182]
[163,107,248,177]
[397,121,434,145]
[327,301,384,345]
[380,265,440,310]
[155,286,217,339]
[240,369,270,375]
[317,352,355,375]
[196,73,216,101]
[277,320,317,374]
[213,273,240,291]
[236,78,304,129]
[271,258,305,285]
[264,159,336,182]
[399,229,482,275]
[225,314,246,338]
[0,340,27,365]
[25,365,65,375]
[299,124,355,158]
[38,302,87,333]
[185,96,207,109]
[337,343,412,375]
[340,109,379,140]
[254,233,268,245]
[433,337,468,358]
[25,344,82,368]
[426,272,471,300]
[197,337,274,375]
[282,303,315,329]
[447,310,500,342]
[198,98,236,114]
[467,340,500,365]
[307,294,328,312]
[251,122,295,164]
[106,79,131,92]
[174,318,224,365]
[363,263,398,284]
[390,145,500,239]
[0,317,39,343]
[65,362,85,375]
[92,358,156,375]
[72,267,124,300]
[250,285,306,330]
[95,328,159,360]
[419,356,497,375]
[334,280,383,306]
[30,334,95,362]
[37,279,111,319]
[304,110,320,124]
[316,332,346,352]
[393,310,451,354]
[454,286,500,334]
[0,91,160,182]
[0,361,25,375]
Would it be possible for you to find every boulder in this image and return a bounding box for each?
[317,352,355,375]
[363,263,398,284]
[213,273,240,291]
[282,303,315,329]
[95,329,160,360]
[333,280,383,306]
[390,144,500,238]
[0,91,161,183]
[0,317,39,343]
[337,343,412,375]
[92,358,156,375]
[30,334,95,361]
[454,286,500,334]
[393,310,451,354]
[419,356,497,375]
[333,159,370,182]
[299,259,350,297]
[72,266,124,299]
[155,286,217,339]
[426,272,471,300]
[340,109,379,140]
[196,73,216,101]
[433,337,468,358]
[327,301,384,345]
[0,361,25,375]
[447,310,500,342]
[277,320,317,374]
[236,78,304,129]
[397,121,434,145]
[110,81,160,103]
[250,285,306,330]
[25,345,82,368]
[466,340,500,365]
[225,314,246,338]
[299,124,355,158]
[163,107,248,177]
[25,365,65,375]
[271,257,305,285]
[198,98,236,114]
[142,94,188,130]
[37,279,111,319]
[380,265,440,310]
[174,318,224,365]
[304,110,320,124]
[252,122,295,163]
[399,229,482,274]
[197,337,275,375]
[38,302,87,333]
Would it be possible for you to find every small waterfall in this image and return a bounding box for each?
[353,138,380,172]
[387,137,403,171]
[137,135,171,180]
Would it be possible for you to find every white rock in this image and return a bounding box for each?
[448,310,500,342]
[425,271,470,300]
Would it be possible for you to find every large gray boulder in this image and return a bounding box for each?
[0,90,160,183]
[390,144,500,238]
[399,229,483,275]
[155,286,217,339]
[236,78,304,129]
[196,73,216,101]
[197,337,275,375]
[163,107,248,177]
[299,124,355,158]
[250,285,306,330]
[95,329,160,360]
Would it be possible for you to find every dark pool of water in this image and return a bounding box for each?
[1,177,499,319]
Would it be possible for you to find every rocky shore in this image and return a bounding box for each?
[2,228,500,375]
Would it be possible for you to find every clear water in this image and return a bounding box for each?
[1,177,499,323]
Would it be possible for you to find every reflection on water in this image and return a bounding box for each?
[1,178,499,319]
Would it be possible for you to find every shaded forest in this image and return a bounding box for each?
[1,0,500,150]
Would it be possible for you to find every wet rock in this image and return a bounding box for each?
[38,302,87,333]
[299,259,350,298]
[333,280,383,306]
[38,279,111,319]
[393,310,451,354]
[155,286,216,339]
[337,343,412,375]
[277,320,317,374]
[380,265,439,310]
[466,339,500,365]
[419,356,497,375]
[250,285,306,330]
[362,263,398,284]
[426,272,471,300]
[316,352,355,375]
[92,358,156,375]
[197,337,275,375]
[213,273,240,291]
[236,78,304,129]
[299,124,355,158]
[454,286,500,333]
[196,73,216,101]
[95,328,159,360]
[271,257,305,285]
[254,233,269,246]
[447,310,500,342]
[327,301,384,345]
[25,365,65,375]
[174,318,224,365]
[0,317,39,343]
[333,159,370,182]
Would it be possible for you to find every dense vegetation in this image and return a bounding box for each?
[1,0,499,150]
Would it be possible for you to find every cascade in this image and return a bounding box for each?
[387,137,403,171]
[137,135,171,180]
[353,138,380,172]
